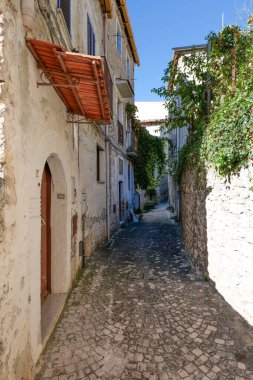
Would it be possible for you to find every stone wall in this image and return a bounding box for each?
[180,167,209,276]
[181,164,253,325]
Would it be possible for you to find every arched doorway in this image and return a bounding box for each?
[40,155,68,342]
[41,163,52,304]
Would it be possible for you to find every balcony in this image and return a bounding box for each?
[118,120,124,146]
[116,78,134,98]
[126,131,138,158]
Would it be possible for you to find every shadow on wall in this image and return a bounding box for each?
[180,165,212,277]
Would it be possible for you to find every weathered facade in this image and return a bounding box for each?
[0,1,139,379]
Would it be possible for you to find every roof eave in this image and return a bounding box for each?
[117,0,140,66]
[104,0,113,19]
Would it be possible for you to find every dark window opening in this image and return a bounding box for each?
[128,164,131,190]
[96,145,104,182]
[97,145,100,182]
[119,159,123,175]
[87,15,96,56]
[116,21,122,56]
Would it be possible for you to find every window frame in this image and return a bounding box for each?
[116,20,122,58]
[128,164,131,190]
[87,14,96,56]
[96,145,104,183]
[126,53,131,81]
[119,159,124,175]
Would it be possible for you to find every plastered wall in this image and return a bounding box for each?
[0,1,137,379]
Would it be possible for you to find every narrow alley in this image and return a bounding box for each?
[36,205,253,380]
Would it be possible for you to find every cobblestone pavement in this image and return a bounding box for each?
[36,205,253,380]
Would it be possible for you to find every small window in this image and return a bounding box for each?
[116,21,122,57]
[128,164,131,190]
[96,145,104,182]
[119,159,123,175]
[87,14,96,56]
[117,99,123,123]
[57,0,71,34]
[126,54,131,81]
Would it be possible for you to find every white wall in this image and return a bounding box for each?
[206,166,253,326]
[135,101,167,121]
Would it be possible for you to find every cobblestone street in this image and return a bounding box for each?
[36,205,253,380]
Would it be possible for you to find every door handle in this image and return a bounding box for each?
[41,218,46,226]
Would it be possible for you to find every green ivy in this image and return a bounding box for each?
[175,125,205,182]
[204,91,253,176]
[126,103,166,190]
[153,24,253,181]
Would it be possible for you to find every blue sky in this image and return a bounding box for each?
[127,0,253,101]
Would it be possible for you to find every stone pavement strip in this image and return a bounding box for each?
[35,205,253,380]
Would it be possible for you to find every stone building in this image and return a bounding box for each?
[0,1,139,379]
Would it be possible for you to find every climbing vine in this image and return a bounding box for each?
[126,103,166,190]
[153,24,253,180]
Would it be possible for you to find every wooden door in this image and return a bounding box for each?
[41,163,51,304]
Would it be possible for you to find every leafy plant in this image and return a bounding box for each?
[144,200,156,211]
[126,103,166,190]
[153,24,253,181]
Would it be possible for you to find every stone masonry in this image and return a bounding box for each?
[35,205,253,380]
[181,165,253,326]
[180,167,209,276]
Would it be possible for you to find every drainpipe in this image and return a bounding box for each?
[103,13,111,240]
[21,0,35,31]
[105,126,110,240]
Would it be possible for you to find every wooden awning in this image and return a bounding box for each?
[27,38,111,123]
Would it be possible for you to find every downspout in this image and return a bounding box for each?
[103,13,110,240]
[105,125,110,240]
[21,0,35,31]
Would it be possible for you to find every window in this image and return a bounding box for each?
[127,115,131,131]
[117,99,123,123]
[119,159,123,175]
[117,100,124,145]
[87,14,96,56]
[116,21,122,57]
[128,164,131,190]
[126,54,131,81]
[96,145,104,182]
[57,0,71,34]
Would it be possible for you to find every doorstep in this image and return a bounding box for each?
[41,293,67,343]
